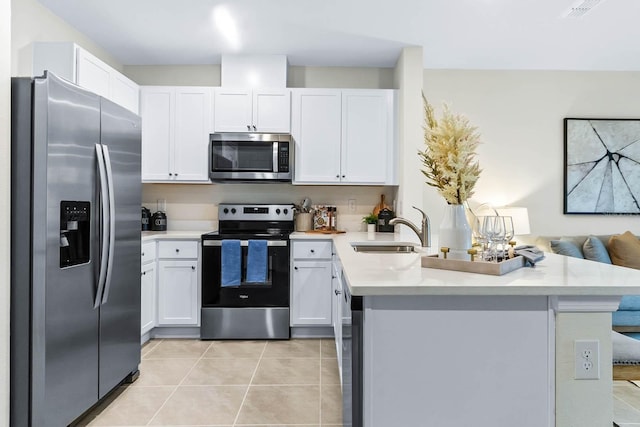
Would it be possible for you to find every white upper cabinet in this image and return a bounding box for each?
[140,86,213,183]
[292,88,397,185]
[341,89,394,184]
[76,48,110,99]
[292,89,342,183]
[214,88,291,133]
[33,42,140,114]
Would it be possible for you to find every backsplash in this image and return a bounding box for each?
[142,183,398,232]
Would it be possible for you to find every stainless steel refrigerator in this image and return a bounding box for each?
[10,72,142,427]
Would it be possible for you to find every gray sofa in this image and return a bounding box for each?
[533,234,640,335]
[533,234,640,379]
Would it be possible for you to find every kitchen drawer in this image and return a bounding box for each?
[292,240,332,260]
[142,241,156,264]
[158,240,198,259]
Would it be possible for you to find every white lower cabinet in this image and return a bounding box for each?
[156,240,200,326]
[332,254,343,370]
[141,261,156,335]
[141,241,157,340]
[157,260,199,326]
[290,240,333,327]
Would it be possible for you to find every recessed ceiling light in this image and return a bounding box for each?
[212,6,240,49]
[562,0,607,18]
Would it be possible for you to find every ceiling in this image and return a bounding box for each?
[37,0,640,70]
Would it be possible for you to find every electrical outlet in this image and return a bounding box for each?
[348,199,356,212]
[575,340,600,380]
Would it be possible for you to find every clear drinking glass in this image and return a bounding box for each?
[501,216,514,259]
[471,215,487,260]
[481,215,505,262]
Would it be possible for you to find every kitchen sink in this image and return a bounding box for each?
[351,244,417,253]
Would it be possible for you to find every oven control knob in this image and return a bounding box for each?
[223,208,229,214]
[231,208,236,214]
[276,208,281,215]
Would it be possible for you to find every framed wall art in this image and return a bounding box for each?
[564,118,640,214]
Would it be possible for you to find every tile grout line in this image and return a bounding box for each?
[614,381,640,417]
[232,341,268,427]
[144,340,215,426]
[319,339,323,426]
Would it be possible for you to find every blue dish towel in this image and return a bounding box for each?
[221,240,241,287]
[246,240,268,284]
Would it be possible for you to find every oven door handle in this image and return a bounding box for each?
[203,240,288,247]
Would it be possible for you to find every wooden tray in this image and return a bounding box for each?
[304,229,346,234]
[421,254,525,276]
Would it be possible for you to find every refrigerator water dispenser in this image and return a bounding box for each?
[60,201,90,268]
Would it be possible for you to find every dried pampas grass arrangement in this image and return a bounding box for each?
[419,94,482,205]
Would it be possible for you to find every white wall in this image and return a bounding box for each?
[11,0,122,76]
[123,64,395,89]
[288,66,394,89]
[123,64,220,86]
[393,47,424,228]
[1,0,11,424]
[423,70,640,239]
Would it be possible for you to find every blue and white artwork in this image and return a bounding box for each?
[564,118,640,214]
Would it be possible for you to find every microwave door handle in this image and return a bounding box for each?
[94,144,109,309]
[272,142,278,173]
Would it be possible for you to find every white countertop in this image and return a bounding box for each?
[294,231,640,297]
[142,230,209,241]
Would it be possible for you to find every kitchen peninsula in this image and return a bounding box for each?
[293,231,640,427]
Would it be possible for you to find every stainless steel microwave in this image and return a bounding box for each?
[209,133,293,182]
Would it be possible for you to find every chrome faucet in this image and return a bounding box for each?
[389,206,431,247]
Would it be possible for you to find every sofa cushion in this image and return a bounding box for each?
[608,231,640,270]
[550,238,585,258]
[613,309,640,326]
[583,235,612,264]
[618,296,640,311]
[612,330,640,364]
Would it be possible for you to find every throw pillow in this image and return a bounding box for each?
[608,231,640,270]
[583,236,612,264]
[550,239,584,258]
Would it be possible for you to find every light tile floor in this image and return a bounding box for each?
[615,381,640,426]
[74,338,342,427]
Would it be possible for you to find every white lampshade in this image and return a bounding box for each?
[495,207,531,235]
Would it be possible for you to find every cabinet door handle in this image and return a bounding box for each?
[141,252,144,256]
[175,248,180,253]
[335,174,339,178]
[175,173,178,177]
[169,172,173,176]
[294,266,298,270]
[247,125,251,131]
[335,289,342,295]
[252,125,256,131]
[310,249,315,253]
[191,266,195,270]
[342,175,345,178]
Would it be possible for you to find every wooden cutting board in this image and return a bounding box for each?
[372,194,391,216]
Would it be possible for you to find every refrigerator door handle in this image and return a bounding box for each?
[100,144,116,305]
[94,143,110,308]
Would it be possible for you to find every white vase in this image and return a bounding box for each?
[367,223,376,234]
[438,204,472,260]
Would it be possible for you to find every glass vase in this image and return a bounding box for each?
[438,204,472,260]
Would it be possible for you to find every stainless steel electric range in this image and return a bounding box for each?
[200,203,294,339]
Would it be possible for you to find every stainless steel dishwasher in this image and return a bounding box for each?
[341,275,363,427]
